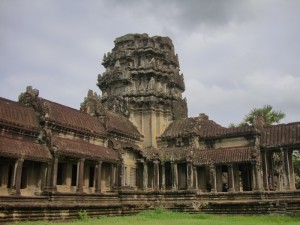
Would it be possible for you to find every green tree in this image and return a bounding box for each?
[228,105,285,128]
[243,104,285,126]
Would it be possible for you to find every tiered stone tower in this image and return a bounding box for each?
[97,33,187,148]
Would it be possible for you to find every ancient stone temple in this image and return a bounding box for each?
[0,33,300,222]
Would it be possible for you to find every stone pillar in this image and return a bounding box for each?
[121,160,125,187]
[257,163,263,190]
[233,165,240,192]
[227,164,235,192]
[153,160,159,190]
[171,161,178,190]
[261,150,269,191]
[35,163,46,193]
[76,158,85,193]
[45,155,58,192]
[193,166,198,190]
[288,150,296,190]
[187,162,193,190]
[209,164,217,192]
[143,161,148,190]
[251,162,262,191]
[9,162,18,189]
[115,163,121,189]
[95,161,102,193]
[251,163,256,191]
[14,157,24,195]
[161,162,166,190]
[282,149,291,190]
[110,164,115,190]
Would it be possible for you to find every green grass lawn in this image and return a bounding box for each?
[12,209,300,225]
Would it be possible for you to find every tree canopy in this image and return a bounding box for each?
[229,104,285,128]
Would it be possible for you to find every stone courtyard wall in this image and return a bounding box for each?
[1,190,300,223]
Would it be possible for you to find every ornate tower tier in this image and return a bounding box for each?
[97,33,188,147]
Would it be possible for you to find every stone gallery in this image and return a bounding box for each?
[0,33,299,222]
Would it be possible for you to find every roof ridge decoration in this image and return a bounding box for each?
[18,86,49,121]
[81,89,107,117]
[19,86,107,137]
[81,90,142,139]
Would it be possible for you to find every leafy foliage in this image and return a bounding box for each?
[243,104,285,126]
[77,210,89,221]
[228,105,285,127]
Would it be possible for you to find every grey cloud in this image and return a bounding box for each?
[108,0,255,30]
[1,0,300,126]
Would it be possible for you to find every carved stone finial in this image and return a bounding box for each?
[199,113,209,121]
[80,90,106,117]
[87,89,93,97]
[18,86,40,107]
[254,114,265,130]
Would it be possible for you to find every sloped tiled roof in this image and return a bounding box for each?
[111,140,141,151]
[161,116,223,137]
[41,99,107,136]
[142,146,165,160]
[0,97,40,131]
[143,146,255,165]
[0,135,51,161]
[193,146,255,165]
[161,115,257,139]
[261,122,300,148]
[52,136,118,161]
[200,126,258,138]
[105,111,142,139]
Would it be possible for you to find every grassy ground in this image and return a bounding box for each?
[12,209,300,225]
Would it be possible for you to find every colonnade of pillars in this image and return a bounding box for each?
[2,149,296,196]
[261,149,296,191]
[1,157,46,196]
[44,155,117,194]
[137,160,265,192]
[139,161,193,191]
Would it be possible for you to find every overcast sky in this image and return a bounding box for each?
[1,0,300,127]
